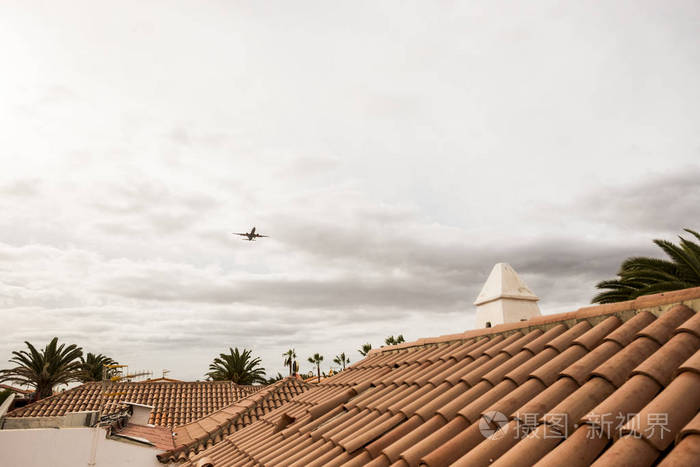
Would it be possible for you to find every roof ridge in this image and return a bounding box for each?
[158,377,311,463]
[5,381,101,416]
[170,378,293,429]
[374,286,700,353]
[5,380,260,426]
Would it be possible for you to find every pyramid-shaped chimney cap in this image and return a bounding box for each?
[473,263,539,306]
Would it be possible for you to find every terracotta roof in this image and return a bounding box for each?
[158,377,310,463]
[173,286,700,466]
[144,377,185,383]
[112,423,176,450]
[5,381,262,427]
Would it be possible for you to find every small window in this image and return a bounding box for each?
[485,321,492,328]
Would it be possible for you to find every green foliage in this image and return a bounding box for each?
[78,353,118,382]
[0,389,12,406]
[266,372,284,384]
[282,349,297,376]
[593,229,700,304]
[307,353,324,382]
[206,347,267,385]
[384,334,405,346]
[358,343,372,356]
[0,337,83,399]
[333,352,350,371]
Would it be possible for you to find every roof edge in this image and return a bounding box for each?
[372,286,700,354]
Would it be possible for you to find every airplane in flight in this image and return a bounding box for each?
[233,227,269,241]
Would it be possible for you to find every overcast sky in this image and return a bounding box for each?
[1,1,699,381]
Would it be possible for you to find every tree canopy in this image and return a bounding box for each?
[593,229,700,304]
[333,352,350,370]
[0,337,83,399]
[384,335,405,346]
[79,352,118,382]
[358,343,372,356]
[206,347,267,385]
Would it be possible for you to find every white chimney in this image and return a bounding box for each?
[474,263,541,328]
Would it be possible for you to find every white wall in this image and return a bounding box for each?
[474,298,541,328]
[0,427,164,467]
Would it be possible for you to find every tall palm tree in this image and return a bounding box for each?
[206,347,267,385]
[0,337,83,399]
[78,353,118,382]
[384,335,405,346]
[593,229,700,304]
[307,353,324,383]
[282,349,297,377]
[358,343,372,356]
[333,353,350,371]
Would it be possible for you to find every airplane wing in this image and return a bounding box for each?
[232,233,248,236]
[255,234,269,238]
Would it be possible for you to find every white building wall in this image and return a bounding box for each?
[0,427,163,467]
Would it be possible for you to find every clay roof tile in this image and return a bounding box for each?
[590,434,660,466]
[674,309,700,337]
[164,288,700,467]
[679,411,700,439]
[534,424,609,467]
[657,434,700,467]
[584,374,661,440]
[483,333,524,358]
[590,337,660,388]
[542,377,616,435]
[521,325,568,355]
[604,311,656,347]
[499,330,542,357]
[544,321,591,353]
[572,315,622,350]
[620,369,700,451]
[676,346,700,375]
[529,345,588,387]
[637,304,696,345]
[632,331,700,386]
[559,340,620,386]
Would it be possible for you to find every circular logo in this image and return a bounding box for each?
[479,410,509,439]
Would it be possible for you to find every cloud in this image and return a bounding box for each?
[0,179,41,197]
[1,0,699,380]
[576,166,700,233]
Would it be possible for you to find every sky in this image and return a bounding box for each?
[0,1,699,382]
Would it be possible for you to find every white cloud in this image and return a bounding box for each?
[0,0,699,379]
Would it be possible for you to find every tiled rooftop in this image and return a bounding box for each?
[158,377,310,462]
[112,423,177,450]
[171,286,700,466]
[6,381,262,427]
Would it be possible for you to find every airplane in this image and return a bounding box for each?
[233,226,269,241]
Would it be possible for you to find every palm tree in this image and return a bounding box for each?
[282,349,297,377]
[384,334,405,346]
[307,353,323,383]
[333,353,350,371]
[593,229,700,304]
[206,347,267,385]
[0,389,12,406]
[0,337,83,400]
[266,372,284,384]
[358,343,372,356]
[78,353,118,382]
